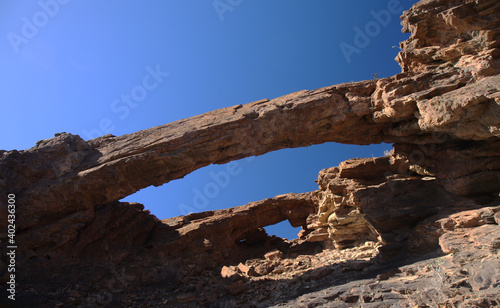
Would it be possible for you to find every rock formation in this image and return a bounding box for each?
[1,0,499,306]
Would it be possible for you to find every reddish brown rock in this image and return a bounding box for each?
[227,280,248,295]
[237,263,255,276]
[254,263,273,276]
[221,266,239,279]
[0,0,499,307]
[264,250,284,261]
[176,293,197,304]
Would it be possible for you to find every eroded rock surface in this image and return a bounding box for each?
[1,0,499,306]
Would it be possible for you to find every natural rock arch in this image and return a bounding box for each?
[1,0,500,306]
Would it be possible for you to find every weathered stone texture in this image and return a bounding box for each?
[0,0,499,306]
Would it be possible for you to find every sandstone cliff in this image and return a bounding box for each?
[1,0,499,306]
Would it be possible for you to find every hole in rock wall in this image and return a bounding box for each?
[235,228,270,246]
[121,142,393,240]
[264,220,302,241]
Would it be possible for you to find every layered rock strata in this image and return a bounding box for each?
[0,0,499,306]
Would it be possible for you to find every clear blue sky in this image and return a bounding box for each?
[2,0,417,240]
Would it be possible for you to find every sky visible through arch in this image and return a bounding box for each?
[1,0,418,240]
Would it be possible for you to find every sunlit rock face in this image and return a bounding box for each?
[1,0,499,306]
